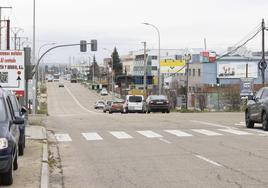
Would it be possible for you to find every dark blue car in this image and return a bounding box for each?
[7,91,27,156]
[0,89,23,185]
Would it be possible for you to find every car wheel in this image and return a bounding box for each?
[109,111,112,114]
[19,143,24,156]
[245,110,254,128]
[1,159,13,185]
[13,151,18,170]
[262,112,268,131]
[103,110,106,113]
[166,110,170,113]
[162,111,165,113]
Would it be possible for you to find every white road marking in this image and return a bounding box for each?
[247,129,268,136]
[55,134,72,142]
[137,130,163,138]
[110,131,133,139]
[235,123,245,126]
[159,138,172,144]
[218,129,252,135]
[191,120,234,129]
[165,130,193,137]
[191,129,223,136]
[82,133,103,141]
[195,155,223,167]
[65,86,96,114]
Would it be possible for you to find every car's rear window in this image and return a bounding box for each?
[129,96,142,103]
[150,95,167,100]
[0,99,7,122]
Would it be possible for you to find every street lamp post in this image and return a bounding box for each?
[32,0,36,114]
[142,22,161,95]
[184,54,191,110]
[103,48,114,96]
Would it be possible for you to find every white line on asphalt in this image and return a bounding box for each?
[55,134,72,142]
[247,129,268,136]
[159,138,172,144]
[191,129,223,136]
[165,130,193,137]
[195,155,223,167]
[82,133,103,141]
[110,131,133,139]
[191,120,235,129]
[218,129,252,135]
[137,130,163,138]
[65,86,96,114]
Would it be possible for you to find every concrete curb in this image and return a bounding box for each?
[40,139,49,188]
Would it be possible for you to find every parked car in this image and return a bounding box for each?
[0,88,23,185]
[7,91,27,156]
[94,100,105,109]
[108,99,125,114]
[122,95,145,113]
[100,88,108,96]
[145,95,170,113]
[245,87,268,131]
[103,100,112,113]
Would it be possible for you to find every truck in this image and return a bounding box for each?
[53,73,60,82]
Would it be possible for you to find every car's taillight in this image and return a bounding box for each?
[150,101,154,104]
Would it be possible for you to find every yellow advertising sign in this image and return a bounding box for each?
[160,59,186,74]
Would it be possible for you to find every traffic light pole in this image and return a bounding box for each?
[31,41,97,112]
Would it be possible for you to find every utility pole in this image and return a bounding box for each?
[259,18,267,86]
[92,55,95,84]
[0,6,12,50]
[142,42,147,97]
[184,54,191,110]
[88,56,90,81]
[12,27,23,50]
[6,20,10,50]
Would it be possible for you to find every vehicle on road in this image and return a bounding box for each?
[7,91,27,156]
[53,73,60,82]
[245,87,268,131]
[100,88,108,96]
[145,95,170,113]
[108,99,124,114]
[0,88,23,185]
[94,100,105,109]
[103,100,112,113]
[58,83,64,87]
[122,95,145,113]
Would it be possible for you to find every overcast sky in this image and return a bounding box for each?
[1,0,268,64]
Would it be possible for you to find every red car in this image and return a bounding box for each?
[108,99,125,114]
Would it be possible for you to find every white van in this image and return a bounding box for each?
[123,95,145,113]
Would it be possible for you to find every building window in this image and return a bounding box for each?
[152,66,158,70]
[193,69,195,77]
[198,69,201,76]
[151,56,157,60]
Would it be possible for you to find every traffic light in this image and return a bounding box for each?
[91,40,97,51]
[80,40,87,52]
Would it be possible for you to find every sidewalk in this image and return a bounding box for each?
[10,115,48,188]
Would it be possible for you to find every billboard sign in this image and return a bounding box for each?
[0,51,25,96]
[160,59,186,74]
[200,51,216,63]
[217,62,258,79]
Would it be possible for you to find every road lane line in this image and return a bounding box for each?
[82,133,103,141]
[65,86,96,114]
[191,120,235,129]
[191,129,223,136]
[110,131,133,139]
[218,129,252,135]
[195,155,223,167]
[137,130,163,138]
[159,138,172,144]
[165,130,193,137]
[55,134,72,142]
[247,129,268,136]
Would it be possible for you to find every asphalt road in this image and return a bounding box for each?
[46,81,268,188]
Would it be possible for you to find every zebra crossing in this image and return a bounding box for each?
[54,128,265,142]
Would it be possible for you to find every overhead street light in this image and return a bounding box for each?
[142,22,161,94]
